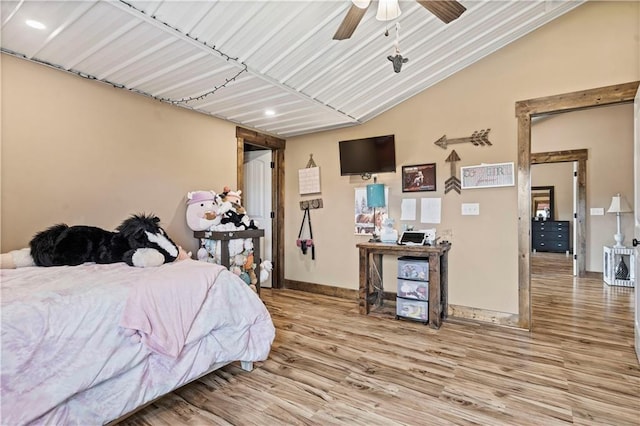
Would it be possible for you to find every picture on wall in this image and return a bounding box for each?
[354,187,388,235]
[402,163,436,192]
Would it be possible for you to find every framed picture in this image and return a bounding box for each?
[461,162,515,189]
[402,163,436,192]
[354,187,388,235]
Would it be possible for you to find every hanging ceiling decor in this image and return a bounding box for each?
[387,22,408,73]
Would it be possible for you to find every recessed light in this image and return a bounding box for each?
[264,109,275,117]
[26,19,46,30]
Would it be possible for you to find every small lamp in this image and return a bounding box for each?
[607,193,632,248]
[366,177,385,243]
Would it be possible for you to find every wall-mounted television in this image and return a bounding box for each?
[339,134,396,176]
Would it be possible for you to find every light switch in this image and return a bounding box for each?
[461,203,480,215]
[590,207,604,216]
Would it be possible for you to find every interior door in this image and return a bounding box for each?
[634,85,639,363]
[244,150,273,288]
[573,161,578,276]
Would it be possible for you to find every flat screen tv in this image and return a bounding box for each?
[339,134,396,176]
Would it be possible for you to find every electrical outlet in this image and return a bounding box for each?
[461,203,480,215]
[590,207,604,216]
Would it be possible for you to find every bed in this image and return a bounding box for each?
[0,259,276,425]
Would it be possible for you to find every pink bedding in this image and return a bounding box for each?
[120,260,226,357]
[1,259,275,425]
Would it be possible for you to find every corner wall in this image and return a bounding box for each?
[1,54,238,255]
[284,1,639,315]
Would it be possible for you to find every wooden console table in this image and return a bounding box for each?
[356,242,451,329]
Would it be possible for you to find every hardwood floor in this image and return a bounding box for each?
[120,254,639,425]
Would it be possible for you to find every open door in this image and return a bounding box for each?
[634,85,640,363]
[244,150,273,288]
[236,127,285,289]
[572,161,578,276]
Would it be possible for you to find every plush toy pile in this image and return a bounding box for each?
[186,187,270,291]
[0,214,190,269]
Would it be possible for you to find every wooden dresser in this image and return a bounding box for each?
[531,220,570,254]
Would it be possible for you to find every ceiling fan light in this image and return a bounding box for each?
[352,0,371,9]
[376,0,401,21]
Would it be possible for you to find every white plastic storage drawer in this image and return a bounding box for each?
[397,256,429,281]
[397,279,428,301]
[396,297,429,322]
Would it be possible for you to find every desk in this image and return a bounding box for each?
[356,242,451,329]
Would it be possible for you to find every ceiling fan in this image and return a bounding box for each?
[333,0,466,40]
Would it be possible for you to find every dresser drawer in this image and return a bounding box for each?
[397,257,429,282]
[532,220,569,232]
[397,279,428,301]
[396,297,429,322]
[532,231,569,242]
[532,239,569,252]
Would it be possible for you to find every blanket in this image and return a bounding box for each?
[119,260,226,357]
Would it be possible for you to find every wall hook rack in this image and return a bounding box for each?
[300,198,323,210]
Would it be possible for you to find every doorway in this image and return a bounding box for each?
[244,148,273,288]
[236,127,286,289]
[515,81,639,329]
[530,150,588,277]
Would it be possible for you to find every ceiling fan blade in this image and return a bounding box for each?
[333,3,369,40]
[417,1,466,24]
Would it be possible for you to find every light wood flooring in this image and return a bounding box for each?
[120,253,639,425]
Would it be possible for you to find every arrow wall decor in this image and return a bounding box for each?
[435,129,492,150]
[445,150,461,194]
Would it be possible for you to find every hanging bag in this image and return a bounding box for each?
[296,208,315,259]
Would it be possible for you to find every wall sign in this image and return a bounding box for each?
[461,162,515,189]
[298,166,321,195]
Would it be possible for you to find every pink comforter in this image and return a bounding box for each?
[120,260,225,357]
[1,259,275,425]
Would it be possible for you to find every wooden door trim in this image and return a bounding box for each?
[516,81,639,330]
[236,127,286,289]
[531,149,588,278]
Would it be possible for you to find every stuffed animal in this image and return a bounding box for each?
[0,214,184,269]
[259,260,273,283]
[186,186,267,293]
[0,248,35,269]
[185,190,221,231]
[219,187,258,230]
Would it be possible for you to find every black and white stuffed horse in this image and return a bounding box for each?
[1,214,184,269]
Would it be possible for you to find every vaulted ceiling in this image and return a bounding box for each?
[1,1,585,138]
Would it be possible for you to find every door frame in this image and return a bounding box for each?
[236,127,286,289]
[531,149,588,277]
[515,81,639,330]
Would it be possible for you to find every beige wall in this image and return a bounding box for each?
[1,54,238,255]
[1,2,638,320]
[532,104,635,272]
[284,1,639,315]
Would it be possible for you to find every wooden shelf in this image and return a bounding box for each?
[195,229,265,295]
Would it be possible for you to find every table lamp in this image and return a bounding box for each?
[366,177,385,243]
[607,193,632,248]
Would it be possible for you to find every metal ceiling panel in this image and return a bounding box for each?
[1,0,586,138]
